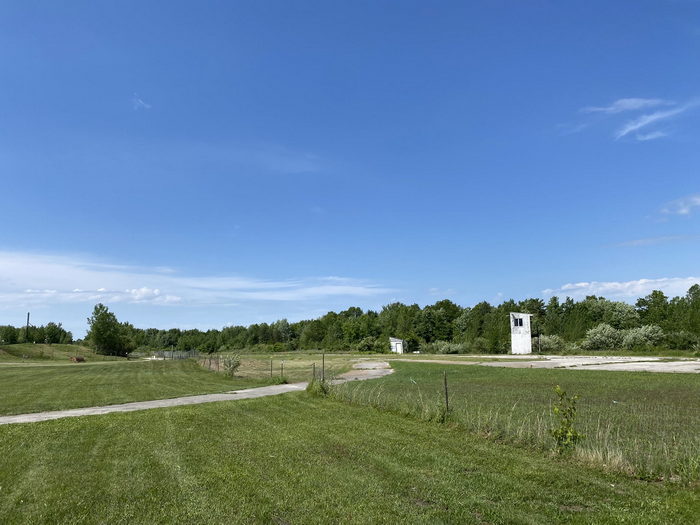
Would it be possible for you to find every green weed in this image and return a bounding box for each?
[550,385,584,454]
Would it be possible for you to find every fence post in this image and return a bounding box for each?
[443,370,449,415]
[312,362,316,380]
[270,358,273,378]
[322,351,325,382]
[281,361,284,378]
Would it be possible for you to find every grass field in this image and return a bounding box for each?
[227,352,528,383]
[233,352,355,382]
[0,393,697,524]
[332,361,700,482]
[0,360,270,416]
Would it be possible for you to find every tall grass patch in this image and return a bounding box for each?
[330,361,700,481]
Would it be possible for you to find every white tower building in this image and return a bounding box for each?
[510,312,533,354]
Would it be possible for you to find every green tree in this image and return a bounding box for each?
[543,297,563,335]
[86,304,130,356]
[0,325,19,344]
[635,290,669,327]
[685,284,700,335]
[44,322,64,344]
[518,297,546,332]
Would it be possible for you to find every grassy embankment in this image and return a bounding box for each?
[0,343,120,362]
[332,361,700,482]
[1,393,698,524]
[0,359,270,416]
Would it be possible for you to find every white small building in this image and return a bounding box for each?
[510,312,533,354]
[389,337,406,354]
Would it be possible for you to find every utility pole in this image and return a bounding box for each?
[26,312,30,343]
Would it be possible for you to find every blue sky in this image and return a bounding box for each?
[1,1,699,336]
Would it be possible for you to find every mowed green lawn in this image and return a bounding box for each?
[0,393,697,524]
[333,361,700,481]
[0,360,269,416]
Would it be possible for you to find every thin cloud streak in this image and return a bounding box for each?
[616,234,700,247]
[635,131,668,141]
[572,97,698,141]
[132,94,151,110]
[662,194,700,215]
[615,106,688,139]
[0,251,393,309]
[582,98,672,114]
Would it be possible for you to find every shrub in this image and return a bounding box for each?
[222,355,241,377]
[581,323,622,351]
[550,385,584,454]
[420,341,469,354]
[353,336,389,353]
[354,337,376,353]
[438,342,467,354]
[306,378,331,397]
[537,335,565,353]
[469,337,490,354]
[621,325,664,350]
[564,342,582,354]
[665,331,699,350]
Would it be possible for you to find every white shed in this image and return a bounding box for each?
[510,312,533,354]
[389,337,406,354]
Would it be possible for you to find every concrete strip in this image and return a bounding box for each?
[391,356,700,373]
[0,361,393,426]
[392,359,484,366]
[575,361,700,373]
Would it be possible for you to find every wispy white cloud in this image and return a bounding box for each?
[635,130,668,141]
[615,105,688,139]
[132,93,152,110]
[616,234,700,247]
[581,98,672,114]
[662,194,700,215]
[570,97,698,142]
[543,277,700,299]
[428,287,457,297]
[0,251,393,309]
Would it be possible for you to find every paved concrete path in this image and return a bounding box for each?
[391,355,700,373]
[0,360,393,426]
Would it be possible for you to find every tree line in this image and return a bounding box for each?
[0,322,73,345]
[78,285,700,356]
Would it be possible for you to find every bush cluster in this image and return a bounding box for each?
[419,339,509,354]
[351,336,390,353]
[580,323,694,351]
[536,334,566,353]
[420,341,470,354]
[306,378,331,397]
